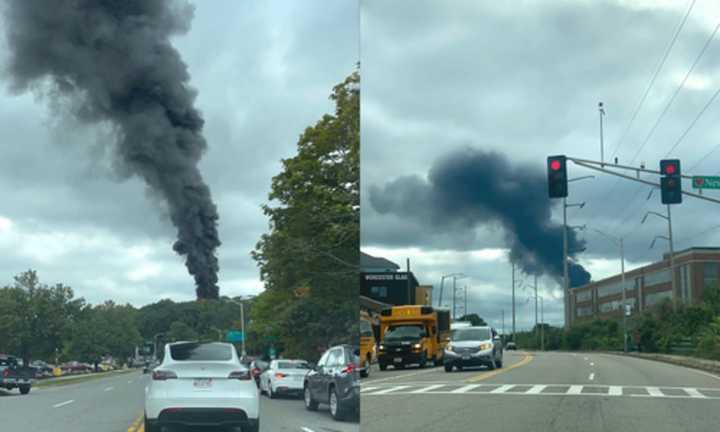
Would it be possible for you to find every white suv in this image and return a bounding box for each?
[144,341,259,432]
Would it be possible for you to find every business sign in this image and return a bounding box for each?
[364,273,408,281]
[692,176,720,189]
[226,330,244,343]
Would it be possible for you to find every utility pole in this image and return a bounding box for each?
[667,205,676,310]
[501,309,505,340]
[540,296,545,351]
[563,194,587,328]
[620,238,627,353]
[599,102,605,167]
[452,275,456,320]
[512,262,516,341]
[534,275,538,346]
[464,285,468,317]
[407,258,412,305]
[240,300,246,357]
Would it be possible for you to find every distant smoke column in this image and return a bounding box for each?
[369,147,592,286]
[2,0,220,298]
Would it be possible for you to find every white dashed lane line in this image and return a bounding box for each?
[589,373,595,381]
[53,400,74,408]
[104,386,114,392]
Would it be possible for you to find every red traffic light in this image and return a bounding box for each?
[664,163,676,175]
[550,160,561,171]
[660,159,681,177]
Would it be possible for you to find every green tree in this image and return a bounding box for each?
[458,314,487,327]
[251,70,359,360]
[168,321,199,342]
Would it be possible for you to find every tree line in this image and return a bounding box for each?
[511,284,720,360]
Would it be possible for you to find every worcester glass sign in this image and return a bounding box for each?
[692,176,720,189]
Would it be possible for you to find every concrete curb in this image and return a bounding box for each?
[613,352,720,376]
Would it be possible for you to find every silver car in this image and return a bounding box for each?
[443,326,503,372]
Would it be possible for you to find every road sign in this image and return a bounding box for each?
[269,346,277,359]
[226,330,244,343]
[692,176,720,189]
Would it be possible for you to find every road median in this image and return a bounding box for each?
[35,368,138,388]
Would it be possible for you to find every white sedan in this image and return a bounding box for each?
[259,359,311,398]
[144,341,259,432]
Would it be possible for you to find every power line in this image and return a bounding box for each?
[664,86,720,157]
[687,141,720,173]
[609,0,697,160]
[628,19,720,165]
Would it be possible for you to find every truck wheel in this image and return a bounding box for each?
[379,363,387,371]
[360,357,370,378]
[418,353,427,369]
[496,358,503,368]
[487,359,496,371]
[444,363,453,372]
[19,385,31,395]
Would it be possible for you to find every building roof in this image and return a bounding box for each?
[360,251,400,271]
[571,246,720,292]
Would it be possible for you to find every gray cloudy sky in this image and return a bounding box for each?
[0,0,358,306]
[361,0,720,330]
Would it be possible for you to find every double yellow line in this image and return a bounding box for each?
[466,353,533,383]
[127,414,144,432]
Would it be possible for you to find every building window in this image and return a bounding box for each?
[644,269,671,287]
[370,286,388,298]
[576,290,592,302]
[597,279,632,298]
[598,298,637,314]
[576,306,593,317]
[704,262,718,290]
[645,290,672,307]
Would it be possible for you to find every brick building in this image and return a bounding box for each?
[570,247,720,325]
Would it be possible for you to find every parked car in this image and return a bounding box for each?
[303,345,360,421]
[505,341,517,351]
[250,360,268,387]
[444,326,503,372]
[259,359,311,398]
[30,360,54,378]
[144,342,259,432]
[0,354,34,394]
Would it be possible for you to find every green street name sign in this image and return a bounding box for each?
[692,176,720,189]
[226,330,244,343]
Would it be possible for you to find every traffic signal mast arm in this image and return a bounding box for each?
[567,157,720,205]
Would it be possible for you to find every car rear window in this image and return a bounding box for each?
[170,343,232,361]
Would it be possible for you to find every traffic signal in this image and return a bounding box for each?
[547,155,568,198]
[659,159,681,204]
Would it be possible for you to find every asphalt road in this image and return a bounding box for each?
[361,350,720,432]
[0,370,358,432]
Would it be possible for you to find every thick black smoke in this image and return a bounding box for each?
[369,148,591,287]
[2,0,220,298]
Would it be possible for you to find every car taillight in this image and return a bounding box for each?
[2,369,8,377]
[274,372,286,379]
[228,370,251,380]
[341,363,356,374]
[151,370,177,381]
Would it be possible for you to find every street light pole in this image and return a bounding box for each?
[540,296,545,352]
[643,209,677,311]
[563,198,568,329]
[512,262,516,340]
[591,228,628,353]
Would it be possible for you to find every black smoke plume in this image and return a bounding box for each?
[369,148,591,287]
[2,0,220,298]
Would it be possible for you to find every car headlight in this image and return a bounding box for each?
[479,343,492,350]
[413,343,422,350]
[378,344,384,351]
[445,344,454,352]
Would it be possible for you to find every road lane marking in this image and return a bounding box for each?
[368,385,411,395]
[489,384,515,394]
[608,386,622,396]
[361,386,380,393]
[646,387,663,397]
[363,367,442,384]
[411,384,446,393]
[567,385,583,395]
[104,386,114,391]
[301,427,317,432]
[589,373,595,381]
[526,385,546,394]
[128,380,133,384]
[53,399,74,408]
[466,354,534,383]
[584,357,589,361]
[451,384,482,393]
[685,388,705,398]
[590,362,595,366]
[127,414,143,432]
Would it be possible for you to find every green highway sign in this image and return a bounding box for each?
[225,330,244,343]
[692,176,720,189]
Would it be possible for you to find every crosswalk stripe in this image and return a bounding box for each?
[526,385,547,394]
[361,387,379,393]
[646,387,663,397]
[450,384,482,394]
[684,388,705,398]
[608,386,622,396]
[567,385,583,395]
[368,385,411,395]
[411,384,446,393]
[489,384,515,394]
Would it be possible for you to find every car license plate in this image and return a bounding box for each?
[462,355,471,360]
[193,378,212,388]
[394,357,402,363]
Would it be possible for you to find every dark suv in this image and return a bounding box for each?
[303,344,360,421]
